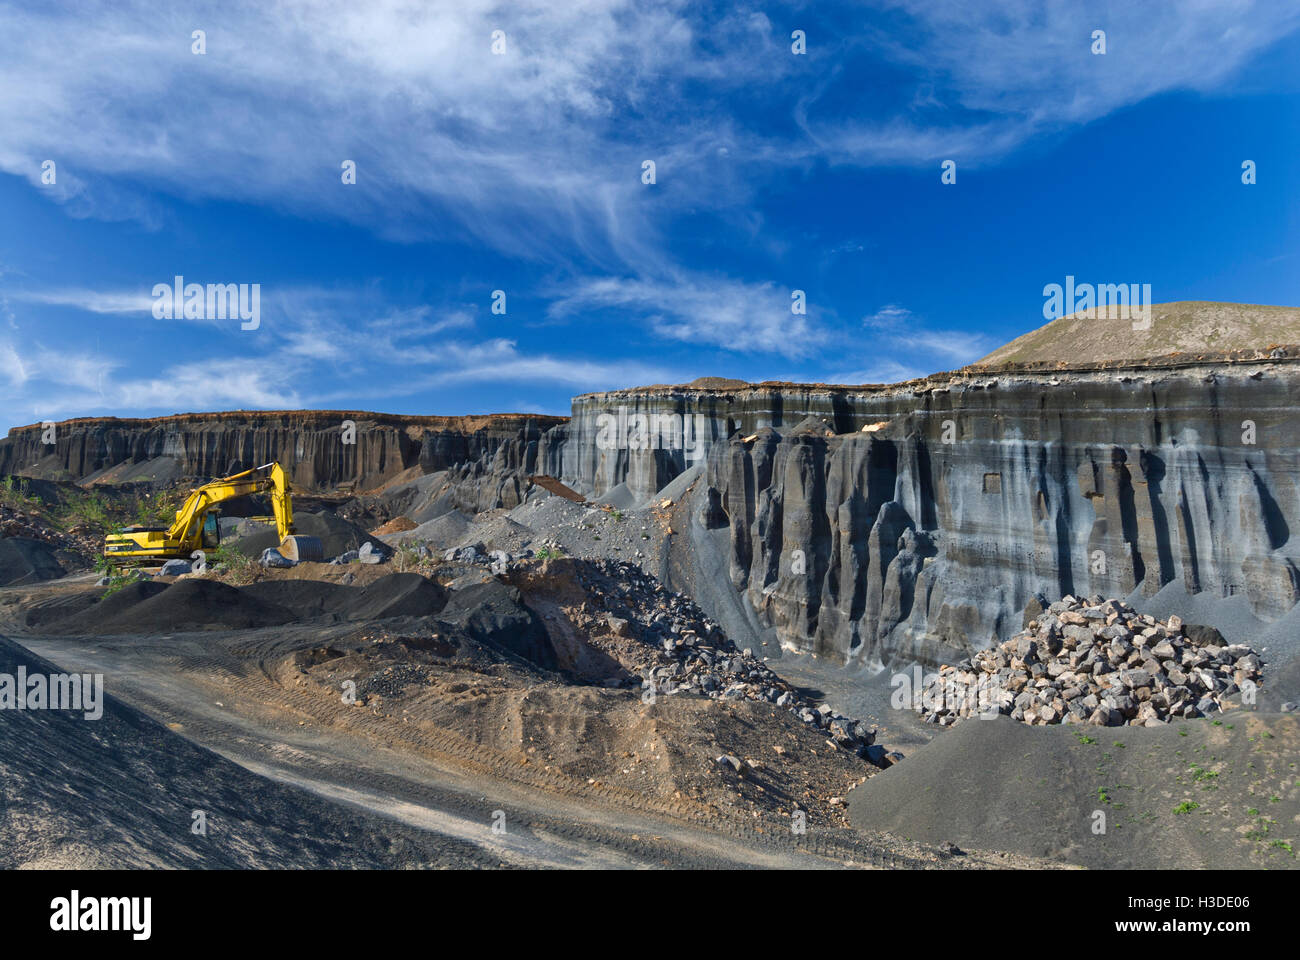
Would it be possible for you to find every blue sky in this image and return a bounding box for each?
[2,1,1299,432]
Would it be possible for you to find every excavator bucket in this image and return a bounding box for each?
[280,535,325,563]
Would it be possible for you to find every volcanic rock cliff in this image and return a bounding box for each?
[0,410,566,492]
[548,352,1300,665]
[6,350,1298,669]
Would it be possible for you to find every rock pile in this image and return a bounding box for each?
[0,502,95,560]
[569,560,889,764]
[259,548,296,568]
[920,596,1263,727]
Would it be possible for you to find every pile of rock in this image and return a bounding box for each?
[324,542,391,566]
[441,542,545,569]
[920,596,1263,727]
[442,543,493,565]
[573,560,889,764]
[1,502,95,560]
[259,548,296,568]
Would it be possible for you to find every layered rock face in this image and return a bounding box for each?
[7,356,1297,669]
[557,360,1300,666]
[0,410,565,492]
[550,386,860,501]
[442,422,556,513]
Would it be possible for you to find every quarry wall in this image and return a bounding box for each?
[554,359,1300,663]
[0,411,564,492]
[6,354,1297,665]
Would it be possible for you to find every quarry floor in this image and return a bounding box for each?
[2,574,1052,870]
[3,465,1296,870]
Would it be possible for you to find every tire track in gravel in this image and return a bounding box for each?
[13,630,1056,868]
[12,635,879,867]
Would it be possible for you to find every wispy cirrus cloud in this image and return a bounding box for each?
[548,274,825,359]
[6,2,1289,262]
[0,283,682,428]
[11,288,157,315]
[0,1,780,273]
[800,1,1300,167]
[859,303,993,369]
[863,304,914,327]
[826,359,930,385]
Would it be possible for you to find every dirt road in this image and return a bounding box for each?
[4,596,1063,869]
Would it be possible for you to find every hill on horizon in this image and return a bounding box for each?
[977,301,1300,367]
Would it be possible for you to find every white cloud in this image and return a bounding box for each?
[887,328,993,365]
[0,1,774,273]
[825,360,929,385]
[5,2,1281,264]
[0,340,299,429]
[0,339,118,392]
[0,285,686,430]
[115,357,304,411]
[798,2,1300,166]
[12,289,156,315]
[863,304,913,328]
[0,340,29,387]
[851,303,994,377]
[549,274,823,358]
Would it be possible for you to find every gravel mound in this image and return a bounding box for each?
[409,494,460,525]
[15,589,103,629]
[240,579,357,618]
[593,482,636,510]
[0,636,494,868]
[107,579,297,633]
[504,496,659,565]
[508,495,588,530]
[849,711,1300,870]
[376,470,458,524]
[0,537,70,586]
[229,510,386,559]
[39,581,169,633]
[438,580,554,669]
[457,514,533,552]
[511,558,886,763]
[38,573,449,634]
[379,510,471,548]
[45,578,296,634]
[920,596,1263,727]
[340,573,448,620]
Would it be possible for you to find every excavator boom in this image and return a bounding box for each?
[103,461,321,563]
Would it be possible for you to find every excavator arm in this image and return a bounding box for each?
[104,461,320,563]
[165,463,293,543]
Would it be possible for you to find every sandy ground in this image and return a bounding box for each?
[848,711,1300,869]
[0,636,499,869]
[1,572,1054,870]
[8,468,1294,871]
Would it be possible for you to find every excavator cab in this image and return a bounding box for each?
[201,511,220,549]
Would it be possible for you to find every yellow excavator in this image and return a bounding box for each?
[103,461,324,564]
